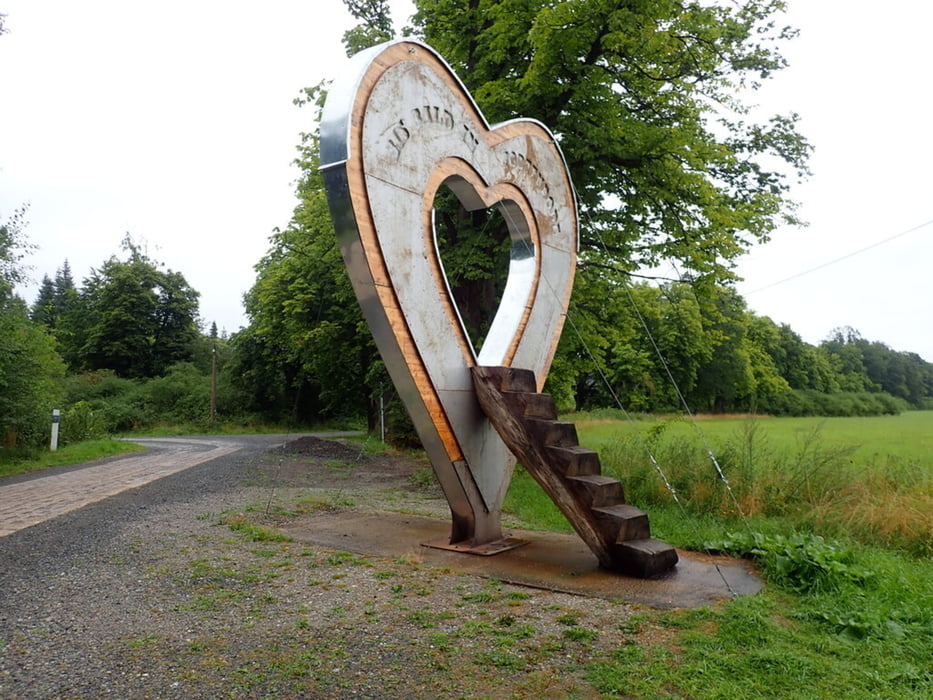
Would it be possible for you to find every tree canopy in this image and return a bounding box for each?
[235,138,381,423]
[0,206,33,300]
[37,237,202,379]
[412,0,811,284]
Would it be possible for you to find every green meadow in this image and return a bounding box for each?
[507,410,933,555]
[577,409,933,465]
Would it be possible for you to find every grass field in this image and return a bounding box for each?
[579,410,932,555]
[574,409,933,465]
[505,410,933,551]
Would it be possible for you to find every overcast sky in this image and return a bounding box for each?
[2,1,931,361]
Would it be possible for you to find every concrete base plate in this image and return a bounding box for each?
[283,510,764,609]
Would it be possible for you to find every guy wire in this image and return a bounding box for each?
[622,276,751,533]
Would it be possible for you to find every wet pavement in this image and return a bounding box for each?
[0,438,233,537]
[284,511,764,609]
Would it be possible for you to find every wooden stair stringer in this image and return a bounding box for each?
[471,365,678,578]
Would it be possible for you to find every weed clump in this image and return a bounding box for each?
[703,531,872,593]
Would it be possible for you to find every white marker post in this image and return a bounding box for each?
[50,409,61,451]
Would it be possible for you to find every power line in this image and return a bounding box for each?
[746,217,933,294]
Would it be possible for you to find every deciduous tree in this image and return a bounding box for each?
[0,209,65,448]
[235,131,382,424]
[78,237,201,378]
[412,0,811,283]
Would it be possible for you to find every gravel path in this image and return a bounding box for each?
[0,436,653,699]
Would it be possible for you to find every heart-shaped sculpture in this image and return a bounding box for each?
[321,40,577,546]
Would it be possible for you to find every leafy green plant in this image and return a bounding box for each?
[409,467,436,489]
[60,401,105,444]
[324,550,369,567]
[556,613,581,626]
[563,626,598,643]
[704,531,872,593]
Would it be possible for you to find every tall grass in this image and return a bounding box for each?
[592,412,933,556]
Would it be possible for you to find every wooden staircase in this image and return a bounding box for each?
[472,366,678,578]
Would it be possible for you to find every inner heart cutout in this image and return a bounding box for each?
[321,40,577,545]
[429,171,539,365]
[431,180,516,358]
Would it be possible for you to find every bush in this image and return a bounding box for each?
[60,401,106,445]
[0,300,65,448]
[382,394,421,449]
[62,364,217,431]
[63,371,148,433]
[63,370,138,404]
[704,531,873,593]
[139,362,210,424]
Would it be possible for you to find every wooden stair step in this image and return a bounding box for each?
[567,474,625,507]
[500,391,558,420]
[593,504,650,542]
[526,419,579,447]
[475,366,537,393]
[611,538,679,578]
[546,445,602,476]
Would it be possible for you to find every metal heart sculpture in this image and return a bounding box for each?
[321,40,577,547]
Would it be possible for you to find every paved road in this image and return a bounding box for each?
[0,433,358,539]
[0,430,368,698]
